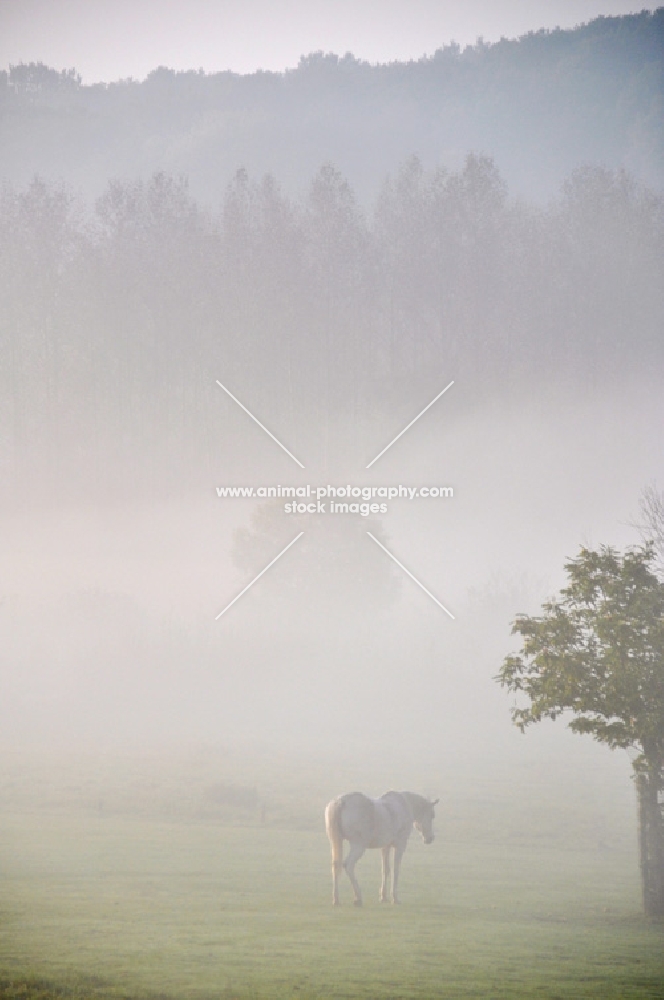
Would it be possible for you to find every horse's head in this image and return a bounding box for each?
[414,797,439,845]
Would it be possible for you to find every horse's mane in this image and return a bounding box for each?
[400,790,430,818]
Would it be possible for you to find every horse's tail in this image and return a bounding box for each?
[325,796,345,870]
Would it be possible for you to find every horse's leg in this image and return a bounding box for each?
[380,846,391,902]
[344,841,366,907]
[392,843,406,904]
[332,856,342,906]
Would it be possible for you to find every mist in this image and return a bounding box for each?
[2,130,663,767]
[1,15,664,995]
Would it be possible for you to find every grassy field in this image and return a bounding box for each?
[1,791,663,1000]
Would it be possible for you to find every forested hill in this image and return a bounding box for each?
[1,8,663,204]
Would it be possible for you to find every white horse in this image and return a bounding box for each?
[324,790,438,906]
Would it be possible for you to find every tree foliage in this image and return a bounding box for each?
[499,545,664,770]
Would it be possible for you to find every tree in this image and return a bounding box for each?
[633,485,664,579]
[497,544,664,916]
[231,501,401,624]
[8,62,81,97]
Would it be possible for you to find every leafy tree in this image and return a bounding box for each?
[8,62,80,96]
[498,544,664,915]
[232,501,400,623]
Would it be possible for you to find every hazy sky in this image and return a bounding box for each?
[0,0,653,82]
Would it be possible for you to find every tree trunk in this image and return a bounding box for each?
[637,769,664,917]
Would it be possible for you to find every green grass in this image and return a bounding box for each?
[1,809,663,1000]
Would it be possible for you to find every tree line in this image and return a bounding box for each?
[1,156,663,500]
[1,9,663,202]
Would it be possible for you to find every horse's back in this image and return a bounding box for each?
[331,792,374,840]
[327,791,413,849]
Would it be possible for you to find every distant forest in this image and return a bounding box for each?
[1,10,664,505]
[1,9,663,203]
[1,155,662,503]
